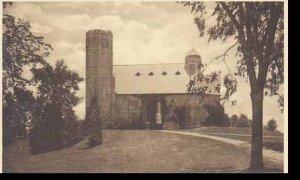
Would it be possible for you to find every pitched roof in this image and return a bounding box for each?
[186,48,200,57]
[113,63,221,95]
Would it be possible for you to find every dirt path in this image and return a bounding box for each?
[161,130,283,165]
[195,132,283,139]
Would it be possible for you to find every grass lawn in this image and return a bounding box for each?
[182,127,284,152]
[3,130,282,173]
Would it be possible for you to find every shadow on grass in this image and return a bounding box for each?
[78,144,103,151]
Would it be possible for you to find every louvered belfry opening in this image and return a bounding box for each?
[184,48,202,78]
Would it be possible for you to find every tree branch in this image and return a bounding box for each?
[220,3,256,82]
[258,3,282,87]
[211,41,238,74]
[220,2,242,33]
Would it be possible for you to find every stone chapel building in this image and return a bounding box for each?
[86,29,221,129]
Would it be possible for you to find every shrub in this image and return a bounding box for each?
[29,102,65,154]
[87,121,103,148]
[266,119,277,131]
[85,96,103,148]
[237,114,252,127]
[223,113,231,127]
[203,103,226,127]
[230,114,239,127]
[229,114,252,127]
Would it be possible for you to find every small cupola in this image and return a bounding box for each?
[184,48,202,77]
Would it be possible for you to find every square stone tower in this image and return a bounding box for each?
[86,29,115,123]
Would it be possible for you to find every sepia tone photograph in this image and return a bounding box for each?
[1,0,287,173]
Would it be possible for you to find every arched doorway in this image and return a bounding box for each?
[145,95,167,129]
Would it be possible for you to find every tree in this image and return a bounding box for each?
[29,60,83,154]
[85,96,103,148]
[29,99,64,154]
[230,114,239,127]
[203,102,225,127]
[223,113,231,127]
[3,10,52,145]
[3,88,35,145]
[266,119,277,131]
[238,113,252,127]
[181,2,284,171]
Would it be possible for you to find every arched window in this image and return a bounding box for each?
[101,53,108,66]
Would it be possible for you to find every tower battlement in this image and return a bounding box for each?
[86,29,113,37]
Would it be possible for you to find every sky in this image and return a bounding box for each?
[4,1,284,132]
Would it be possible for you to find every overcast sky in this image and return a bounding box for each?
[4,1,284,132]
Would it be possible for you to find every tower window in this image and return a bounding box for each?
[162,71,167,76]
[148,72,154,76]
[93,52,98,66]
[135,72,141,76]
[101,39,109,49]
[175,71,181,75]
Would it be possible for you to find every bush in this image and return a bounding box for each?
[29,102,65,154]
[87,122,103,148]
[230,114,239,127]
[202,103,226,127]
[237,114,252,127]
[223,113,231,127]
[85,96,103,148]
[229,114,252,127]
[266,119,277,131]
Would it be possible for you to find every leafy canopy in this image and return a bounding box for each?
[181,2,284,107]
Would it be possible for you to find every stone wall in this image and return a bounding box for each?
[113,93,220,129]
[163,94,220,127]
[114,94,143,128]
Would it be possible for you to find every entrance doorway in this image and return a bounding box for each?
[145,95,167,129]
[174,107,188,128]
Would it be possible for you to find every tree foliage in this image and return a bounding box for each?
[29,60,83,154]
[181,1,284,103]
[180,1,284,171]
[238,114,252,127]
[229,114,252,127]
[3,87,35,145]
[85,96,103,148]
[266,119,277,131]
[230,114,239,127]
[3,4,84,153]
[202,102,226,127]
[2,12,52,145]
[3,14,52,92]
[223,113,231,127]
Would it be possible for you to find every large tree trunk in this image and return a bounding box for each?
[249,86,265,171]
